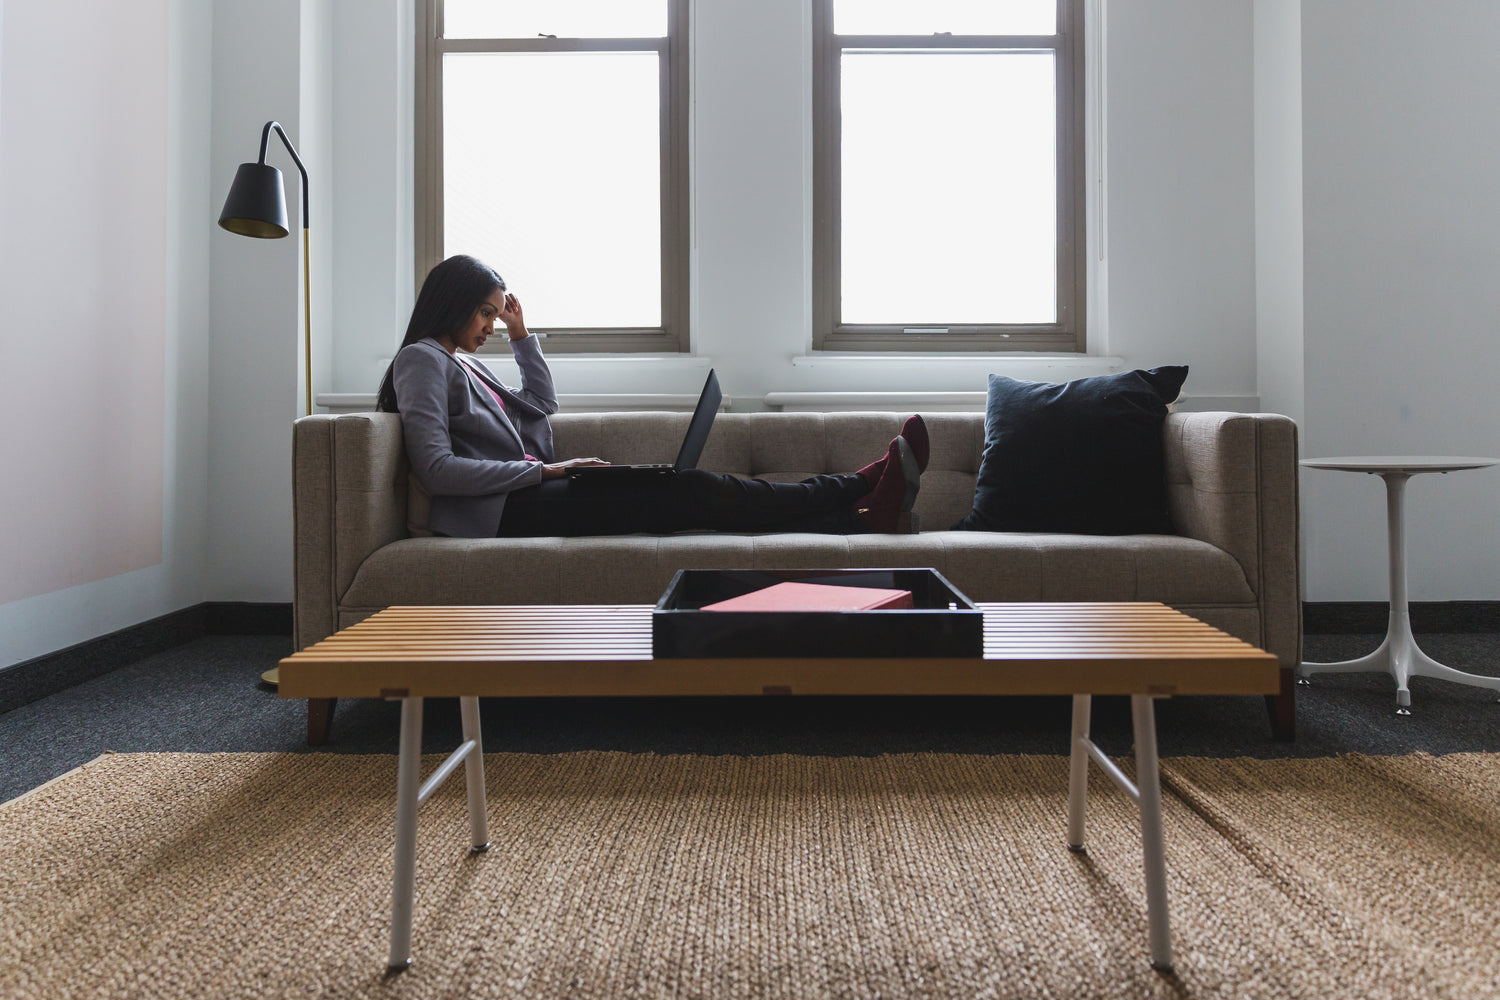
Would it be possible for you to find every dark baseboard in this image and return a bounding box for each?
[205,601,293,636]
[1303,601,1500,635]
[0,602,291,715]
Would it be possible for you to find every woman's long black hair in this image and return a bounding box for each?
[375,254,507,413]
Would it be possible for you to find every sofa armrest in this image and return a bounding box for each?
[293,413,408,651]
[1163,411,1300,667]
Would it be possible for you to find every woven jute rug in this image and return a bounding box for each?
[2,750,1497,999]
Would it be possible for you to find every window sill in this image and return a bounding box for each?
[763,391,988,412]
[314,392,732,415]
[791,353,1124,370]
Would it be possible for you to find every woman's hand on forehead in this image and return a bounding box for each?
[500,292,527,339]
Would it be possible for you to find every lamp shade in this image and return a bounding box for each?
[218,162,290,238]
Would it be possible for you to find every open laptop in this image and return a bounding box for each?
[568,369,722,481]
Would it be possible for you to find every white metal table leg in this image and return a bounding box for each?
[1298,636,1390,681]
[459,696,490,851]
[1131,695,1173,973]
[388,697,423,971]
[1410,643,1500,695]
[1067,694,1092,851]
[1066,694,1174,972]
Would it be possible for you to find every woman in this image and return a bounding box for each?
[376,255,926,539]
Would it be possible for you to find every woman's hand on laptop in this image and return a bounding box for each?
[541,457,610,480]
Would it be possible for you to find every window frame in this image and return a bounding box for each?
[811,0,1086,353]
[416,0,691,354]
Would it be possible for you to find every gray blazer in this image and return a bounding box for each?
[392,336,559,538]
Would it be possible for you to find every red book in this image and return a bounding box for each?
[700,581,914,612]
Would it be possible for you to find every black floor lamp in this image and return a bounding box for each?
[218,120,310,687]
[218,120,313,416]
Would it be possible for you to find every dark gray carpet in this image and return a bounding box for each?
[3,632,1498,803]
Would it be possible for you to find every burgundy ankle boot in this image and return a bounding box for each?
[856,416,929,487]
[900,414,930,474]
[857,436,920,533]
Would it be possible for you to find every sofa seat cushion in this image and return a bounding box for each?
[341,532,1253,613]
[935,532,1253,604]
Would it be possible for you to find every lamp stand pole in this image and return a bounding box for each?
[257,117,311,418]
[303,228,312,415]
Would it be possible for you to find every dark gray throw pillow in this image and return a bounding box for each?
[953,366,1189,534]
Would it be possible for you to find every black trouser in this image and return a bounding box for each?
[497,469,871,537]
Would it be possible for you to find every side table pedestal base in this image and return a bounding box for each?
[1300,614,1500,715]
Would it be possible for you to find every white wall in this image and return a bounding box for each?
[330,0,412,402]
[1301,0,1500,601]
[206,0,332,602]
[1,0,166,605]
[302,0,334,410]
[1253,0,1303,430]
[0,0,212,668]
[1103,0,1257,401]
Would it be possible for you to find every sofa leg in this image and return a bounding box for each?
[307,698,338,746]
[1264,666,1296,741]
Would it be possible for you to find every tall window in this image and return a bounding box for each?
[417,0,689,352]
[812,0,1085,352]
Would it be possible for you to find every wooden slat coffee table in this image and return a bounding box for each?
[279,602,1279,975]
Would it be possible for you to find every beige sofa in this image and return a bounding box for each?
[292,410,1300,742]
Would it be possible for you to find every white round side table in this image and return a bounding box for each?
[1299,456,1500,715]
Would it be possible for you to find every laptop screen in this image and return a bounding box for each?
[673,369,722,471]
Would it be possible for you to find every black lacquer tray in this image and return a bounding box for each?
[652,567,983,659]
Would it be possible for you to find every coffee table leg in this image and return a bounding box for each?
[1131,695,1173,973]
[1067,694,1092,851]
[459,696,491,851]
[388,697,423,972]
